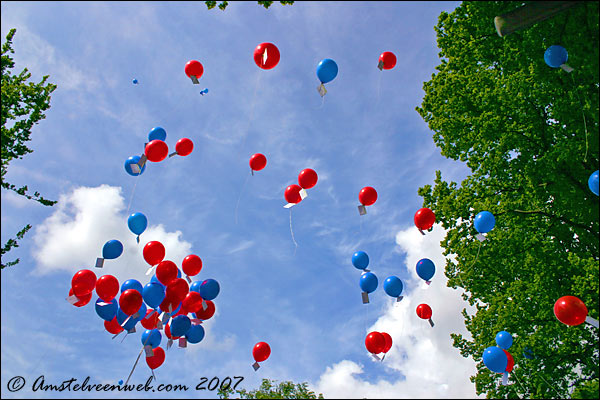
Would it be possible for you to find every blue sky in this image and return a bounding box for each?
[1,1,484,398]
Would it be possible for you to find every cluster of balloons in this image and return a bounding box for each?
[482,331,514,385]
[284,168,318,207]
[365,331,393,361]
[358,186,377,215]
[352,251,405,303]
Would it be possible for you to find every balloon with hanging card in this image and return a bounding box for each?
[128,212,147,244]
[182,254,202,282]
[185,60,204,84]
[416,303,434,327]
[141,329,162,349]
[95,298,118,321]
[360,271,378,304]
[143,241,166,276]
[383,276,404,302]
[199,279,220,301]
[554,295,598,328]
[358,186,377,215]
[143,282,166,309]
[365,332,385,361]
[298,168,317,199]
[125,155,146,176]
[254,42,280,70]
[146,346,166,370]
[249,153,267,176]
[352,251,370,272]
[380,332,393,361]
[67,287,92,307]
[95,239,123,268]
[71,269,97,299]
[414,207,435,235]
[284,184,303,208]
[95,274,119,302]
[544,45,573,72]
[252,342,271,371]
[378,51,397,71]
[474,211,495,241]
[316,58,338,97]
[169,138,193,158]
[416,258,435,285]
[141,310,160,330]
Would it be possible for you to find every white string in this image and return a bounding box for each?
[538,371,568,399]
[125,179,139,218]
[570,74,589,162]
[289,208,298,254]
[234,171,251,224]
[511,370,528,399]
[124,333,153,386]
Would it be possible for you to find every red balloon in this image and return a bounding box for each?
[379,51,397,70]
[145,140,169,162]
[95,274,119,302]
[141,310,159,330]
[164,322,180,339]
[156,260,178,286]
[182,291,204,314]
[159,297,179,314]
[253,342,271,362]
[68,287,92,307]
[503,349,514,373]
[416,303,433,320]
[182,255,202,277]
[166,278,189,305]
[71,269,97,298]
[365,332,385,354]
[146,346,166,370]
[104,316,124,334]
[185,60,203,79]
[195,300,215,321]
[119,289,143,316]
[253,43,280,70]
[175,138,193,156]
[249,153,267,171]
[359,186,377,206]
[554,295,588,326]
[298,168,318,189]
[414,208,436,230]
[381,332,393,353]
[284,184,302,204]
[143,241,166,266]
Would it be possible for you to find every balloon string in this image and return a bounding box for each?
[537,371,567,399]
[124,334,152,386]
[570,74,589,163]
[376,70,383,105]
[289,208,298,255]
[511,370,527,399]
[234,171,251,224]
[125,179,139,219]
[239,71,262,156]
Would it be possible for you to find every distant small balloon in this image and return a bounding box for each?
[132,79,138,84]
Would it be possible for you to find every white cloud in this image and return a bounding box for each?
[31,184,193,286]
[311,224,482,399]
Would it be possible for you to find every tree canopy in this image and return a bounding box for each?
[1,28,57,269]
[217,378,324,399]
[416,1,598,398]
[205,1,294,11]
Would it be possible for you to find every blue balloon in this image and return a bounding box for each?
[352,251,369,270]
[544,45,568,68]
[121,279,143,294]
[124,155,146,176]
[416,258,435,282]
[150,274,165,288]
[170,315,191,337]
[359,272,378,293]
[128,212,148,236]
[190,280,202,293]
[186,324,205,344]
[143,282,166,309]
[482,346,508,373]
[118,380,123,385]
[316,58,338,84]
[95,298,118,321]
[177,268,182,279]
[495,331,513,350]
[474,211,495,233]
[523,347,535,360]
[199,279,220,301]
[588,170,599,196]
[102,240,123,260]
[141,329,162,349]
[132,79,138,84]
[383,276,403,298]
[117,302,147,325]
[148,127,167,142]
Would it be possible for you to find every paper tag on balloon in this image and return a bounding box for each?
[168,304,173,313]
[138,154,147,169]
[560,64,574,73]
[396,296,404,302]
[377,60,384,71]
[66,295,80,305]
[130,163,141,174]
[144,345,154,357]
[363,268,370,272]
[202,300,207,311]
[425,280,431,286]
[145,264,157,276]
[262,48,268,66]
[179,338,187,348]
[185,275,192,284]
[136,235,140,244]
[317,83,327,97]
[144,311,153,320]
[167,339,173,350]
[284,203,295,209]
[168,151,177,158]
[251,169,254,176]
[121,316,132,327]
[132,312,140,320]
[156,320,163,330]
[501,372,509,386]
[95,257,104,268]
[476,233,487,242]
[128,327,136,334]
[418,229,426,236]
[362,292,370,304]
[191,318,202,325]
[299,189,308,200]
[252,362,260,371]
[428,318,435,328]
[358,205,367,215]
[381,353,386,361]
[190,76,199,84]
[585,316,599,328]
[371,354,381,361]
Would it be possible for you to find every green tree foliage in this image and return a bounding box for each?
[205,1,294,11]
[1,28,57,269]
[416,1,598,398]
[217,378,324,399]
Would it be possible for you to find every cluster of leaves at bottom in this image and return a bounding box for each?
[217,378,324,399]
